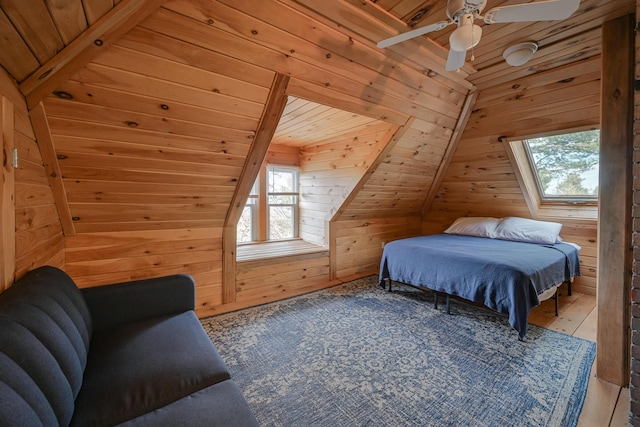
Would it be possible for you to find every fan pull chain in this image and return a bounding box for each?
[470,24,477,62]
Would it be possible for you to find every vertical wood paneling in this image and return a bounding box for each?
[424,57,602,296]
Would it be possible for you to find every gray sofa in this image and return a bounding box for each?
[0,266,258,426]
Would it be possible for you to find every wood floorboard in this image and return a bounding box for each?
[610,387,630,426]
[529,291,626,426]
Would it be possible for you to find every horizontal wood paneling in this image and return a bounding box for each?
[338,118,452,219]
[299,119,395,245]
[64,227,224,315]
[235,251,335,308]
[1,0,613,319]
[42,23,274,232]
[424,58,601,295]
[334,216,422,279]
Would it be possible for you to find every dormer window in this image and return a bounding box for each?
[237,165,299,243]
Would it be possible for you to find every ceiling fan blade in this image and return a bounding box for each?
[445,49,466,71]
[377,21,450,49]
[484,0,580,24]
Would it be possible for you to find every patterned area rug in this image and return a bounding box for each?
[201,276,595,427]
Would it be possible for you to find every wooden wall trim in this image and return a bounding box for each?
[325,123,401,223]
[422,88,478,215]
[597,13,634,387]
[329,118,411,222]
[326,118,412,279]
[19,0,167,110]
[29,103,75,237]
[1,97,15,290]
[222,72,290,304]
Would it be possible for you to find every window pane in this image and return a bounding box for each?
[268,169,297,193]
[269,206,294,240]
[524,130,599,199]
[237,205,253,243]
[268,195,297,205]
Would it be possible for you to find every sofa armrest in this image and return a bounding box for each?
[80,274,196,331]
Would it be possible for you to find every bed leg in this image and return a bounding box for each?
[446,295,451,315]
[568,280,572,296]
[434,292,438,309]
[555,291,559,316]
[387,279,392,292]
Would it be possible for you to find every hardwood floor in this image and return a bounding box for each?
[528,287,629,426]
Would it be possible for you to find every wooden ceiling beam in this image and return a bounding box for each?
[421,88,478,216]
[19,0,167,111]
[29,103,76,237]
[223,72,290,304]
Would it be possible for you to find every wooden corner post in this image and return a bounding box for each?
[597,13,634,387]
[0,97,15,291]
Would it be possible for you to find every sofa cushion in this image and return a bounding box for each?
[118,380,259,427]
[0,266,92,426]
[72,311,232,426]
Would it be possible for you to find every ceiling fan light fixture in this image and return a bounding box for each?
[502,42,538,66]
[449,14,483,52]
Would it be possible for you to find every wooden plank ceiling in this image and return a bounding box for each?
[1,0,632,91]
[0,0,633,233]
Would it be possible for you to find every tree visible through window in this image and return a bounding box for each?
[523,129,600,200]
[268,167,298,240]
[237,165,299,243]
[237,181,258,243]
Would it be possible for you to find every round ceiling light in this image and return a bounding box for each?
[502,42,538,66]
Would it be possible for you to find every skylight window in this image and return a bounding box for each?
[504,129,599,221]
[523,130,600,201]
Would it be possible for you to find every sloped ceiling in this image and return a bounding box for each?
[0,0,634,233]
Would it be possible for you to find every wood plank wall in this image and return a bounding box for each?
[64,228,223,310]
[334,216,422,279]
[423,57,601,295]
[235,249,334,310]
[299,122,395,246]
[0,69,64,282]
[25,0,469,315]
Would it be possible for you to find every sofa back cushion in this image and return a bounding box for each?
[0,266,92,426]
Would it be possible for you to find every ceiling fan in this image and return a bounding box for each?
[376,0,580,72]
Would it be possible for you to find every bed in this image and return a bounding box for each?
[378,218,581,339]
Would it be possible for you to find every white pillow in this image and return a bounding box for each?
[444,217,500,238]
[493,217,562,245]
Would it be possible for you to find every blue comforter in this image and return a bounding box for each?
[378,234,580,339]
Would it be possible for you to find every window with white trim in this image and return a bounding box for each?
[237,165,299,243]
[523,129,600,201]
[504,128,599,220]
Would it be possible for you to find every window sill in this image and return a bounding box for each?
[533,202,598,223]
[237,239,329,263]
